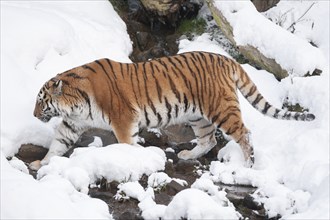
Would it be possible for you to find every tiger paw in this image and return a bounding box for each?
[29,160,42,171]
[178,150,192,160]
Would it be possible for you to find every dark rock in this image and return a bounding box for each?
[164,160,175,176]
[135,46,166,62]
[164,124,195,144]
[118,211,143,220]
[139,128,168,147]
[136,31,152,51]
[138,174,149,189]
[165,151,179,164]
[175,159,200,174]
[243,194,263,210]
[16,144,48,163]
[251,0,280,12]
[165,180,187,196]
[154,191,172,205]
[89,187,114,201]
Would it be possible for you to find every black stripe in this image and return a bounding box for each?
[105,59,116,79]
[189,117,203,123]
[201,123,213,129]
[183,93,189,112]
[132,132,139,137]
[252,94,263,107]
[217,113,238,128]
[168,74,181,102]
[66,72,84,79]
[144,106,150,126]
[262,102,272,114]
[63,120,76,133]
[273,109,281,118]
[225,124,239,136]
[166,57,179,78]
[157,113,162,126]
[165,97,172,124]
[76,89,93,120]
[198,129,215,139]
[82,64,96,73]
[246,85,257,98]
[175,104,179,118]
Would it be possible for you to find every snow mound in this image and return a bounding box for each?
[38,144,166,191]
[164,188,240,219]
[1,152,112,219]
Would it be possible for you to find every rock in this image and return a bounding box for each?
[140,0,182,26]
[164,160,175,176]
[165,180,187,196]
[136,31,152,51]
[163,124,195,144]
[243,194,263,210]
[139,0,202,28]
[118,211,143,220]
[16,144,48,163]
[175,159,200,174]
[135,46,166,62]
[251,0,280,12]
[154,191,172,205]
[206,0,288,80]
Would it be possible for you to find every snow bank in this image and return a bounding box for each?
[213,0,326,76]
[1,152,112,219]
[177,10,329,217]
[1,1,131,219]
[1,1,132,157]
[37,144,166,193]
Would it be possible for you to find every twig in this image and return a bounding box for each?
[287,2,317,32]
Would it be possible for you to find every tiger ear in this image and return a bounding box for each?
[52,80,63,96]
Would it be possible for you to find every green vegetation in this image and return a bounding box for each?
[177,18,207,37]
[282,99,309,113]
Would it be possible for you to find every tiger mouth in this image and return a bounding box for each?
[39,115,52,122]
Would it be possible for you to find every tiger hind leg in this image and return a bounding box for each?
[216,116,254,167]
[178,118,217,160]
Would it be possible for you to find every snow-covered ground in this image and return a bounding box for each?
[1,0,329,219]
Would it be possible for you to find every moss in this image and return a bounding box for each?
[282,99,309,113]
[177,18,207,37]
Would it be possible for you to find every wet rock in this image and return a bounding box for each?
[16,144,48,163]
[243,194,263,210]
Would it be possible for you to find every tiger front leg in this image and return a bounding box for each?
[178,118,217,160]
[29,120,83,170]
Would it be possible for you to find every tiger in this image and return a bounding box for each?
[30,51,315,170]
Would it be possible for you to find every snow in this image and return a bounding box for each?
[37,144,166,190]
[1,152,112,219]
[164,188,240,219]
[213,0,327,76]
[1,0,329,219]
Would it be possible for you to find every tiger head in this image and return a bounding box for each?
[34,79,68,122]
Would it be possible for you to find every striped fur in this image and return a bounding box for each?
[33,51,315,168]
